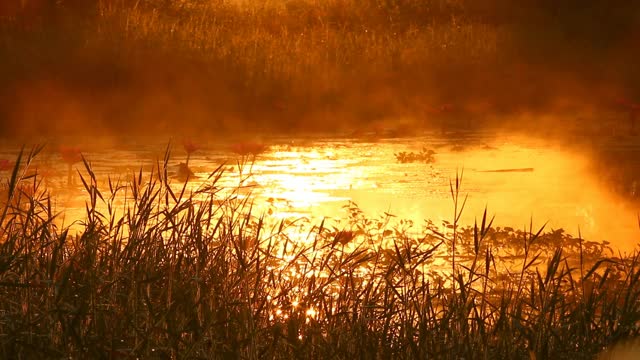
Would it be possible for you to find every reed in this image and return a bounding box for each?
[0,146,637,358]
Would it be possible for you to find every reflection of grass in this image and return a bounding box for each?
[0,147,639,358]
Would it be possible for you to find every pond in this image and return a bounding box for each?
[1,132,638,252]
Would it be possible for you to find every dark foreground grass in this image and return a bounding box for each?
[0,147,639,359]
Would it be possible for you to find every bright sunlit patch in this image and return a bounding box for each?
[305,307,317,320]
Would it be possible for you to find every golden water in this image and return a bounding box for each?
[1,132,638,252]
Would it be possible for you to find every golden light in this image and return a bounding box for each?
[16,133,638,254]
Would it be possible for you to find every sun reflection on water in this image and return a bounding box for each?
[0,134,638,252]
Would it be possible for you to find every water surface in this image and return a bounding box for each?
[1,132,638,251]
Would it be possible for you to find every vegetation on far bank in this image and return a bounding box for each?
[0,0,639,137]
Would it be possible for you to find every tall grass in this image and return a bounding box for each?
[0,146,638,358]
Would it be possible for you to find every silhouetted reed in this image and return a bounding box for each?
[0,146,638,359]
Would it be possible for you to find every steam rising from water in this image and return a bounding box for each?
[3,133,636,252]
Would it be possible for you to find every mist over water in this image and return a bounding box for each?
[2,131,637,252]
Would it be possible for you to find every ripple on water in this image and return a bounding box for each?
[1,134,638,252]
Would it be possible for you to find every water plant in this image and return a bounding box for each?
[58,145,82,185]
[230,141,268,158]
[182,138,200,166]
[395,147,436,164]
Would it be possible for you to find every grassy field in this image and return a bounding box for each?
[0,147,638,358]
[0,0,639,137]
